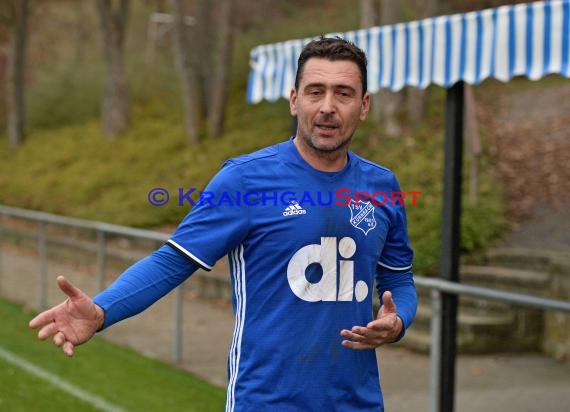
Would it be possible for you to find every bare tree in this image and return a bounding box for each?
[96,0,130,138]
[359,0,379,140]
[360,0,377,31]
[169,0,199,143]
[377,0,403,137]
[168,0,234,140]
[208,0,234,137]
[407,0,438,123]
[73,1,92,65]
[1,0,30,146]
[195,0,213,120]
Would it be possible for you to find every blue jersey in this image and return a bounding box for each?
[166,138,417,411]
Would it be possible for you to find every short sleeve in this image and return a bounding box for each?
[167,161,249,270]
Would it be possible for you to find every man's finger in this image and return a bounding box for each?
[29,309,54,329]
[63,341,74,357]
[341,340,374,350]
[340,329,367,342]
[381,291,397,314]
[57,276,82,299]
[351,326,372,336]
[37,321,60,340]
[367,317,393,331]
[53,331,66,347]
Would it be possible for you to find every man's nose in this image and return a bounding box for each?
[320,92,336,114]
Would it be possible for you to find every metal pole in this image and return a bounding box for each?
[38,221,48,310]
[172,285,183,364]
[96,230,107,292]
[430,289,443,412]
[439,81,465,412]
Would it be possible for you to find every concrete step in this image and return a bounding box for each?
[402,321,539,354]
[460,264,552,292]
[482,248,570,274]
[415,302,514,327]
[404,300,520,353]
[406,277,545,354]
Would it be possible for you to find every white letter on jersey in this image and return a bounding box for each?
[287,237,368,302]
[338,237,355,301]
[287,237,337,301]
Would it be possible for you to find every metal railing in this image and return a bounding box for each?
[0,205,187,363]
[1,205,570,412]
[416,276,570,412]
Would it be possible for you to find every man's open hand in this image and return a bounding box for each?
[29,276,104,357]
[340,291,403,350]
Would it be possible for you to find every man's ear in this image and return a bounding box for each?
[360,92,371,121]
[289,88,298,116]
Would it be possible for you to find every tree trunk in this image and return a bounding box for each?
[96,0,130,138]
[380,0,400,25]
[407,0,438,123]
[360,0,377,28]
[5,0,30,147]
[169,0,199,143]
[208,0,233,138]
[360,0,383,137]
[377,0,403,137]
[73,2,91,65]
[195,0,213,119]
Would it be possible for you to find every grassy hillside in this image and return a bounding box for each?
[0,1,505,274]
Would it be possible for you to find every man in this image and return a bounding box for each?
[30,37,417,411]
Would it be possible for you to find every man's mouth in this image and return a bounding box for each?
[315,123,339,131]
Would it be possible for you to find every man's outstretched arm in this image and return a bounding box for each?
[29,244,199,356]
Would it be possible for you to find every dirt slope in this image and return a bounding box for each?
[485,79,570,250]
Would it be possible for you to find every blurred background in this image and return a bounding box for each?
[0,1,569,411]
[0,0,568,271]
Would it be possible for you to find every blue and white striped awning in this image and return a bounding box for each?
[247,0,570,103]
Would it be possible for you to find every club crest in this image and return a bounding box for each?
[348,200,376,235]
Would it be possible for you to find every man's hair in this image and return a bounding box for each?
[294,36,368,95]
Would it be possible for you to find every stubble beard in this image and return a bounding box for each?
[298,115,353,162]
[305,133,352,160]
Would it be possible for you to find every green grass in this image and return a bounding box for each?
[0,357,101,412]
[0,298,226,411]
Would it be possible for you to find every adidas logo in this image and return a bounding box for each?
[282,200,307,217]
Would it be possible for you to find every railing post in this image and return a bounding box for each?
[96,230,107,292]
[430,288,443,412]
[172,285,183,365]
[38,221,48,310]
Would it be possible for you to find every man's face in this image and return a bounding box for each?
[290,58,370,155]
